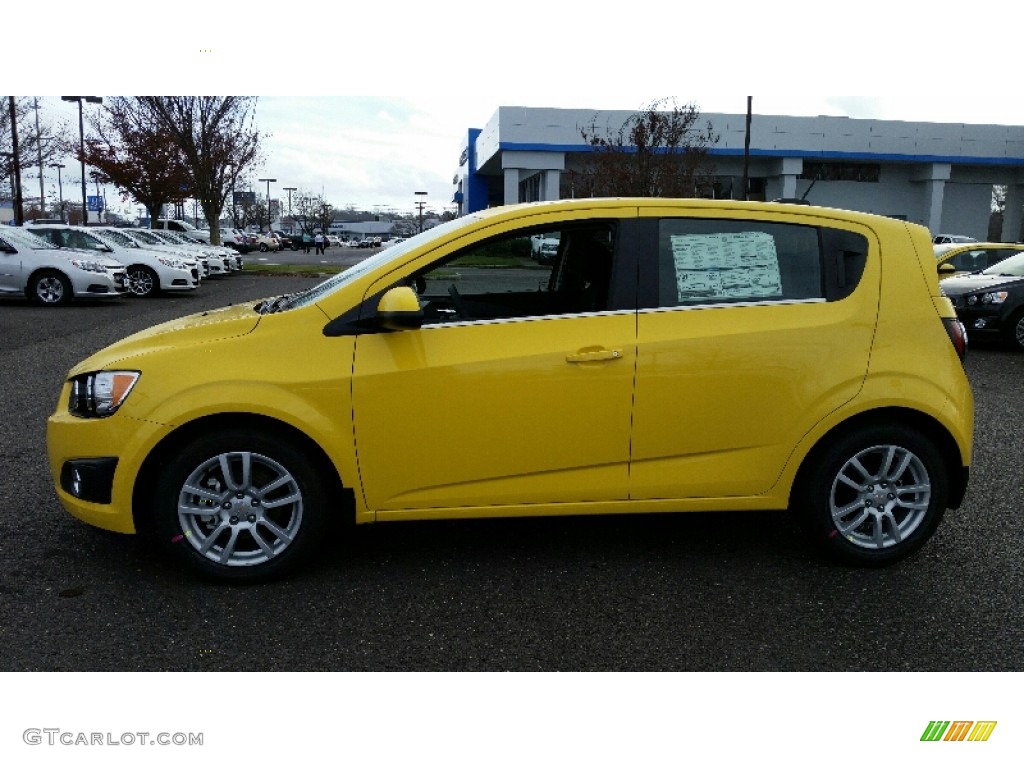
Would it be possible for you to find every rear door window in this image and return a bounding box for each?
[653,218,867,307]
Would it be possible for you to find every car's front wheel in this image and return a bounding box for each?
[793,424,948,566]
[1003,308,1024,351]
[153,429,329,583]
[29,269,73,306]
[259,243,268,252]
[126,265,159,297]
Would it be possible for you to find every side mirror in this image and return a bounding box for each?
[376,286,423,331]
[937,262,956,275]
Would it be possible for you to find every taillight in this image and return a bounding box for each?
[942,317,968,362]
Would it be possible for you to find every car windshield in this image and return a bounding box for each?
[97,229,140,248]
[53,229,111,251]
[283,218,469,312]
[0,226,54,250]
[128,229,166,245]
[981,252,1024,277]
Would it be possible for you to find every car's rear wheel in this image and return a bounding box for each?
[29,269,72,306]
[1003,308,1024,351]
[793,424,948,566]
[259,243,268,252]
[126,265,159,297]
[153,429,328,583]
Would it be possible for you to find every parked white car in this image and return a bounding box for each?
[28,225,200,298]
[0,225,126,306]
[150,230,237,275]
[100,228,207,279]
[126,228,227,276]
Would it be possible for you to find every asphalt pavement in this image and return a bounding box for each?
[1,270,1022,671]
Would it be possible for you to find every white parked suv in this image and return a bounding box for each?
[154,219,212,244]
[0,225,126,306]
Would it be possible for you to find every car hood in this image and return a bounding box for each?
[941,273,1024,296]
[53,248,123,269]
[68,302,263,375]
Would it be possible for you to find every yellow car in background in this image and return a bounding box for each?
[935,242,1024,279]
[47,199,974,582]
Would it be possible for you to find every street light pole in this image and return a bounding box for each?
[258,177,276,232]
[61,96,102,226]
[50,163,65,220]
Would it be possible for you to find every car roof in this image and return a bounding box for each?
[935,241,1024,259]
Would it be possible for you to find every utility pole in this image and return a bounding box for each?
[50,163,65,219]
[742,96,752,201]
[34,98,45,217]
[8,97,24,225]
[283,186,296,230]
[414,190,428,233]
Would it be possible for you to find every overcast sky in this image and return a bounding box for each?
[18,2,1021,220]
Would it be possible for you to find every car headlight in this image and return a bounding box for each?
[69,259,105,273]
[965,291,1008,306]
[69,371,140,418]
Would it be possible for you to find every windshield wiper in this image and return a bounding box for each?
[256,294,293,314]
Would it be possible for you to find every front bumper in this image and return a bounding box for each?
[953,306,1008,336]
[47,398,173,534]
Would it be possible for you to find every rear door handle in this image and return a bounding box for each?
[566,349,622,363]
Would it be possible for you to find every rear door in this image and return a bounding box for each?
[629,208,878,500]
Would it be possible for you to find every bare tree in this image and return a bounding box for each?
[135,97,263,245]
[1,97,71,216]
[71,97,192,227]
[571,98,719,198]
[291,191,334,235]
[1,97,70,178]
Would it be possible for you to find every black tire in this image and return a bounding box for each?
[152,429,329,583]
[28,269,72,306]
[259,243,268,252]
[793,424,948,566]
[1002,308,1024,352]
[126,265,159,298]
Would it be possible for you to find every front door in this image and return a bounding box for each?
[351,218,637,514]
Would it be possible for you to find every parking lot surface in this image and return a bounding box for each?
[1,274,1022,671]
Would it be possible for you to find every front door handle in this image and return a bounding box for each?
[566,348,622,363]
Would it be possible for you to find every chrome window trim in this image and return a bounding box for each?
[639,298,826,316]
[420,307,637,330]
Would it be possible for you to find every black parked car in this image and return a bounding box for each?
[941,251,1024,350]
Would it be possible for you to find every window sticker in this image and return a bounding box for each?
[670,231,782,302]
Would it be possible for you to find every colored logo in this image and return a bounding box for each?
[921,721,997,742]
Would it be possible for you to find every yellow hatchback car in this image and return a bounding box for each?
[935,242,1024,279]
[47,199,974,582]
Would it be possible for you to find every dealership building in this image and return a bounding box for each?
[452,107,1024,241]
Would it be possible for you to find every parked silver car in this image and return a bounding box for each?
[0,225,126,306]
